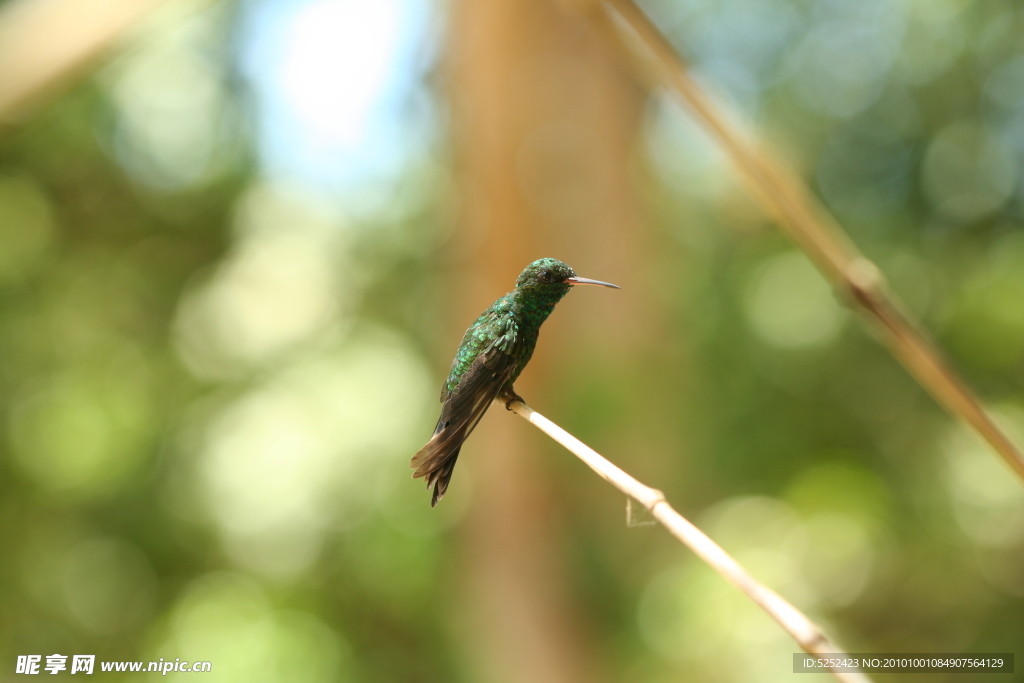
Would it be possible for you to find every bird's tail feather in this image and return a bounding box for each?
[410,429,463,507]
[411,398,494,506]
[412,360,512,506]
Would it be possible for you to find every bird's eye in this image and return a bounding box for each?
[539,270,552,282]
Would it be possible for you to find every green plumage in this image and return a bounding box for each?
[411,258,618,506]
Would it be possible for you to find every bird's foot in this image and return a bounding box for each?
[500,389,524,410]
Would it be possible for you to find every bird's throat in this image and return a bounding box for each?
[512,287,566,332]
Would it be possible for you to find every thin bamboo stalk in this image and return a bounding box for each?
[0,0,179,135]
[506,399,873,683]
[566,0,1024,483]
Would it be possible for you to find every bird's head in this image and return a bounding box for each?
[515,258,620,299]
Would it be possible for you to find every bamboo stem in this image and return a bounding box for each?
[568,0,1024,483]
[506,399,873,683]
[0,0,180,136]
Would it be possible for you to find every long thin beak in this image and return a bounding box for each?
[565,276,620,289]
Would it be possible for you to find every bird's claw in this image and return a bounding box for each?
[502,391,524,410]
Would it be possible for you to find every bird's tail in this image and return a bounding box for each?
[412,373,506,506]
[410,423,465,507]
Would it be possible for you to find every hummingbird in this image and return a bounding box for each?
[411,258,619,506]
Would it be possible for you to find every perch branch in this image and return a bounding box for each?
[566,0,1024,482]
[506,399,872,683]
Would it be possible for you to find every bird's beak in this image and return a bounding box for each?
[564,276,620,289]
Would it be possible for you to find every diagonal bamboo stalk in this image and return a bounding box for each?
[506,399,873,683]
[566,0,1024,483]
[0,0,182,138]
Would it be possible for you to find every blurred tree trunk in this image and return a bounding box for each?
[445,1,647,681]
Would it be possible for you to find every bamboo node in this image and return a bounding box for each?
[844,258,885,311]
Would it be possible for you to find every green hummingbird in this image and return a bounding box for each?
[411,257,620,506]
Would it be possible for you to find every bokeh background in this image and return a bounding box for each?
[1,0,1023,681]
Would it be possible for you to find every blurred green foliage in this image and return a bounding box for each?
[1,0,1024,682]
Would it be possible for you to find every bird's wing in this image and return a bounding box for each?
[411,315,520,507]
